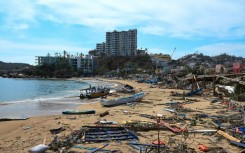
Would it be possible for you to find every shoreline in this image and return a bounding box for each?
[0,78,117,118]
[0,77,242,153]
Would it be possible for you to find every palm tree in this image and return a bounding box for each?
[80,53,84,58]
[63,50,67,58]
[54,52,58,57]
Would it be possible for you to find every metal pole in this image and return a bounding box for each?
[157,116,160,153]
[213,75,216,96]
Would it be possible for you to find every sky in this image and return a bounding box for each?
[0,0,245,65]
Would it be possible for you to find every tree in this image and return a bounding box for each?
[55,52,58,57]
[63,50,67,58]
[80,53,84,58]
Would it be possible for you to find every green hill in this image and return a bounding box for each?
[95,55,154,75]
[0,61,30,71]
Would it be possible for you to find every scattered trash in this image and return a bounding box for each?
[29,144,49,153]
[198,144,209,152]
[230,140,245,148]
[123,110,129,115]
[87,142,109,153]
[139,114,156,119]
[217,130,240,142]
[152,140,165,145]
[67,116,77,120]
[82,126,138,142]
[50,127,65,134]
[22,126,31,130]
[95,120,118,125]
[165,108,176,113]
[186,88,203,97]
[99,110,109,117]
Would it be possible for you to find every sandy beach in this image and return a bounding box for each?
[0,78,242,153]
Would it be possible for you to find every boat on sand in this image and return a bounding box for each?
[80,86,110,99]
[122,84,134,93]
[86,89,110,99]
[0,116,29,122]
[100,92,145,107]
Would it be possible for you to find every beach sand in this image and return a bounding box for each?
[0,78,242,153]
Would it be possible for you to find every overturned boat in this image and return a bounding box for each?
[100,92,145,107]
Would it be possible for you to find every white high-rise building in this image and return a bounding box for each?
[96,42,106,55]
[105,29,137,56]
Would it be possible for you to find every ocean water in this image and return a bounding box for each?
[0,78,104,118]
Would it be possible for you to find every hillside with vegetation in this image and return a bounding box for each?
[1,52,245,78]
[95,54,154,76]
[0,61,30,70]
[0,61,31,76]
[178,53,245,65]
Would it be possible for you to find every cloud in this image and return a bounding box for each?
[1,0,245,39]
[0,39,90,64]
[0,0,36,30]
[140,25,167,36]
[196,43,245,57]
[10,23,29,30]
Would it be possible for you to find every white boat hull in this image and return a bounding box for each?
[100,92,144,107]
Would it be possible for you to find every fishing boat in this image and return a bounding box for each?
[122,84,134,93]
[62,110,96,115]
[80,87,110,99]
[86,88,110,99]
[100,92,145,107]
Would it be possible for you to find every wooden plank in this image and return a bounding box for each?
[190,129,217,133]
[160,122,181,133]
[217,130,240,142]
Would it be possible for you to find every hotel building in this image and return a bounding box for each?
[105,29,137,56]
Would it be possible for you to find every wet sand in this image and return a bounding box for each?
[0,78,242,153]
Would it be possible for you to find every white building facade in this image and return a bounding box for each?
[105,29,137,56]
[96,42,106,55]
[35,55,98,74]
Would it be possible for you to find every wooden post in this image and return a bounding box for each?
[213,75,216,96]
[202,79,205,89]
[156,116,160,153]
[194,76,200,89]
[243,110,245,126]
[192,77,194,91]
[237,83,240,101]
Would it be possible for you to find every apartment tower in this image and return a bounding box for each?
[105,29,137,56]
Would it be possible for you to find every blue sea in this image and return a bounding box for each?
[0,78,110,118]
